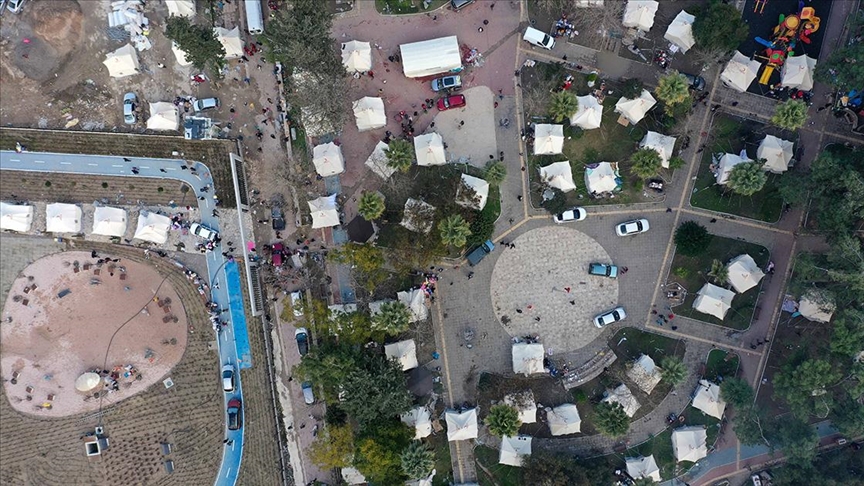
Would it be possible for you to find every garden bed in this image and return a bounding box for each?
[376,0,448,14]
[704,349,740,382]
[426,428,454,486]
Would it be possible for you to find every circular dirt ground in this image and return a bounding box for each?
[1,251,187,417]
[490,226,619,353]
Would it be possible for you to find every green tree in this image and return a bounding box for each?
[815,42,864,89]
[629,148,663,179]
[775,416,819,467]
[541,187,568,215]
[548,90,579,123]
[770,99,809,131]
[354,421,412,484]
[400,441,435,479]
[707,258,729,286]
[830,310,864,357]
[727,161,768,196]
[720,377,754,408]
[593,402,630,437]
[357,192,385,221]
[733,405,772,446]
[523,452,613,486]
[309,424,354,469]
[655,72,691,106]
[328,242,388,294]
[484,161,507,186]
[806,150,864,240]
[164,17,226,74]
[294,342,360,392]
[385,138,414,173]
[831,395,864,437]
[776,170,809,206]
[260,0,337,73]
[341,353,412,426]
[438,214,472,248]
[668,156,686,171]
[486,405,522,438]
[773,358,841,419]
[620,78,645,100]
[674,221,712,257]
[371,301,413,335]
[660,356,687,386]
[693,0,750,52]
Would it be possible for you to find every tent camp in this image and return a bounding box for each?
[414,133,447,166]
[504,391,537,424]
[548,403,581,436]
[512,343,545,376]
[353,96,386,131]
[103,44,140,78]
[539,161,577,192]
[365,141,395,180]
[692,380,726,419]
[456,174,490,210]
[672,426,708,463]
[533,124,565,155]
[585,162,621,194]
[623,0,659,31]
[758,135,794,174]
[165,0,195,17]
[147,102,180,131]
[134,211,171,244]
[401,406,433,439]
[693,283,735,320]
[92,206,128,237]
[499,436,532,467]
[400,36,461,78]
[308,195,340,229]
[664,10,696,53]
[46,203,82,233]
[401,198,436,233]
[171,42,192,66]
[603,384,641,417]
[799,291,835,323]
[570,95,603,130]
[640,131,677,168]
[215,27,243,59]
[397,288,428,322]
[446,408,478,441]
[715,152,752,185]
[626,455,661,482]
[342,40,372,73]
[0,202,34,232]
[627,354,662,395]
[721,52,761,93]
[312,142,346,177]
[726,254,764,293]
[385,339,418,371]
[615,90,656,124]
[781,55,817,91]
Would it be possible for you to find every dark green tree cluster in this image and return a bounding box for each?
[523,452,613,486]
[164,16,226,74]
[692,0,750,52]
[802,150,864,239]
[815,12,864,89]
[673,221,712,256]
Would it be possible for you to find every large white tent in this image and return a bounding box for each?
[308,195,340,229]
[640,131,677,168]
[365,141,395,180]
[456,174,490,210]
[664,10,696,53]
[312,142,346,177]
[499,436,532,467]
[721,52,761,93]
[627,354,662,395]
[414,132,447,166]
[781,55,817,91]
[539,161,577,192]
[341,40,372,73]
[385,339,418,371]
[397,288,428,322]
[626,455,661,482]
[693,283,735,320]
[585,162,621,194]
[400,36,461,78]
[715,152,752,185]
[758,135,794,174]
[46,203,82,233]
[570,95,603,130]
[134,211,171,244]
[504,391,537,424]
[103,44,140,78]
[215,27,243,59]
[75,372,102,392]
[0,202,34,232]
[799,291,835,323]
[615,90,656,124]
[171,42,193,66]
[165,0,195,17]
[147,102,180,131]
[603,384,641,417]
[692,380,726,419]
[548,403,581,436]
[726,254,764,293]
[400,198,435,233]
[341,467,367,485]
[446,408,478,441]
[353,97,386,131]
[92,206,128,237]
[623,0,659,31]
[401,406,433,439]
[672,426,708,463]
[512,343,545,376]
[533,124,564,155]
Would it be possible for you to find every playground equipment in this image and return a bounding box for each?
[752,4,821,87]
[754,0,768,14]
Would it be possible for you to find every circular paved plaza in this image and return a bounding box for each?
[490,227,619,353]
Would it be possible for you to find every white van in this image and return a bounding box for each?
[523,26,555,50]
[244,0,264,35]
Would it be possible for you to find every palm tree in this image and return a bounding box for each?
[385,138,414,172]
[660,356,687,386]
[594,402,630,437]
[484,161,507,186]
[486,404,521,437]
[357,192,385,221]
[438,214,472,248]
[629,148,663,179]
[770,99,808,131]
[548,90,579,123]
[727,161,768,196]
[655,72,690,106]
[400,441,435,479]
[371,301,412,334]
[708,259,729,286]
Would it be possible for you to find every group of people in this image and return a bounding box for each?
[206,301,229,334]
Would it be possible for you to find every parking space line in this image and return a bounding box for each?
[34,160,44,164]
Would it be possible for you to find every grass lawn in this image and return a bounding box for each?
[625,428,676,480]
[669,235,769,330]
[376,0,449,14]
[680,405,722,448]
[704,349,740,382]
[475,445,524,486]
[427,429,453,486]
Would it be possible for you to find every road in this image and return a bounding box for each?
[0,149,247,486]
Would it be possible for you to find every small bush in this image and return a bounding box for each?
[128,185,135,190]
[673,267,690,279]
[44,181,51,187]
[674,221,712,256]
[157,187,164,193]
[102,182,109,188]
[572,389,587,402]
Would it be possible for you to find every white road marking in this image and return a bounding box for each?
[140,166,150,169]
[10,159,20,162]
[34,160,44,164]
[60,162,71,165]
[88,163,98,166]
[165,167,176,171]
[112,164,122,167]
[225,468,232,478]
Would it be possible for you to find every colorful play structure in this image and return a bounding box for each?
[752,4,821,86]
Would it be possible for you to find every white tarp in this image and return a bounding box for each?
[457,174,490,210]
[585,162,621,194]
[640,131,677,168]
[365,141,396,180]
[504,391,537,424]
[664,10,696,53]
[533,124,564,155]
[726,254,764,293]
[75,372,102,392]
[165,0,195,17]
[548,403,581,436]
[342,40,372,73]
[329,303,358,317]
[92,206,128,237]
[103,44,140,78]
[312,142,346,177]
[446,408,478,441]
[692,380,726,419]
[721,52,761,93]
[341,467,367,485]
[623,0,659,31]
[385,339,418,371]
[353,97,386,131]
[400,36,461,78]
[401,406,433,439]
[693,283,735,320]
[781,55,817,91]
[672,426,708,463]
[499,436,532,467]
[147,102,180,131]
[400,198,435,234]
[367,299,391,316]
[46,203,82,233]
[758,135,794,174]
[615,90,656,124]
[799,291,835,323]
[414,133,447,166]
[171,42,193,66]
[603,383,640,417]
[397,288,428,322]
[626,455,661,482]
[570,95,603,130]
[215,27,243,59]
[627,354,662,395]
[133,211,171,244]
[540,161,577,192]
[512,343,545,376]
[715,152,752,185]
[0,202,33,232]
[308,195,340,229]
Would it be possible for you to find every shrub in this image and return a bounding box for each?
[674,221,712,256]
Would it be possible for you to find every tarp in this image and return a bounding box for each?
[570,95,603,130]
[781,55,817,91]
[385,339,418,371]
[721,52,761,93]
[615,90,656,124]
[585,162,621,194]
[799,291,834,323]
[397,288,428,322]
[367,299,391,316]
[603,383,641,417]
[499,436,532,467]
[664,10,696,53]
[414,133,447,166]
[312,142,346,177]
[46,203,82,233]
[165,0,195,17]
[693,283,735,320]
[365,141,396,180]
[623,0,659,31]
[92,206,128,237]
[446,408,478,441]
[75,372,101,392]
[400,36,461,78]
[692,380,726,419]
[171,42,193,66]
[353,96,386,131]
[672,426,707,463]
[548,403,581,436]
[0,202,34,232]
[726,254,764,293]
[533,124,564,155]
[342,40,372,73]
[504,391,537,424]
[400,198,435,233]
[626,455,661,482]
[215,27,243,59]
[627,354,662,395]
[715,152,752,185]
[308,195,340,229]
[640,131,677,168]
[329,303,358,317]
[758,135,794,174]
[133,211,171,244]
[540,161,577,192]
[147,102,180,131]
[456,174,490,210]
[341,467,367,485]
[512,343,545,376]
[103,44,140,78]
[401,406,433,439]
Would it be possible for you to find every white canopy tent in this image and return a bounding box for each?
[341,467,367,485]
[533,124,564,155]
[570,95,603,130]
[781,55,817,91]
[548,403,581,436]
[512,343,545,376]
[504,391,537,424]
[539,161,577,193]
[726,254,764,293]
[385,339,418,371]
[103,44,140,78]
[400,36,461,78]
[341,40,372,73]
[414,133,447,166]
[615,90,656,124]
[758,135,794,174]
[400,198,436,234]
[165,0,195,17]
[692,380,726,419]
[627,354,662,395]
[397,288,428,322]
[672,426,708,463]
[626,455,661,482]
[312,142,346,177]
[715,152,752,185]
[92,206,128,237]
[664,10,696,53]
[365,141,396,180]
[640,131,677,168]
[308,195,340,229]
[585,162,621,194]
[147,102,180,131]
[457,174,490,210]
[603,384,641,417]
[693,283,735,320]
[134,211,171,244]
[401,406,433,439]
[75,372,102,392]
[46,203,82,233]
[353,96,386,131]
[171,42,193,66]
[623,0,659,31]
[446,408,478,441]
[0,202,34,232]
[721,52,761,93]
[215,27,243,59]
[499,436,532,467]
[799,291,835,323]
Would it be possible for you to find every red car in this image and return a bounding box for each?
[272,242,283,266]
[227,398,242,430]
[437,94,466,111]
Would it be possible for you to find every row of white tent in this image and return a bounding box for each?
[690,253,765,321]
[721,51,818,93]
[714,135,795,186]
[342,36,463,80]
[310,131,450,180]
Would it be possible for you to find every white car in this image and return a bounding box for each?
[6,0,26,14]
[221,364,235,392]
[593,306,626,328]
[616,218,650,236]
[290,291,303,317]
[190,222,218,241]
[553,207,587,223]
[123,92,137,125]
[193,97,219,112]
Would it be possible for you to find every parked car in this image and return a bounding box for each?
[450,0,474,11]
[466,240,494,266]
[221,364,235,392]
[271,242,284,266]
[523,26,555,49]
[681,72,706,91]
[437,94,466,111]
[593,306,626,328]
[301,381,315,404]
[190,222,219,241]
[431,75,461,92]
[271,206,286,231]
[193,97,220,112]
[616,219,650,236]
[589,263,619,278]
[295,327,309,356]
[290,291,303,317]
[123,92,137,125]
[553,207,587,223]
[6,0,26,14]
[227,398,242,430]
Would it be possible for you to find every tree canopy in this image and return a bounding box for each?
[727,161,768,196]
[340,352,413,426]
[655,72,691,106]
[164,17,226,74]
[773,357,841,419]
[774,416,819,467]
[523,452,612,486]
[438,214,472,248]
[804,149,864,239]
[294,341,360,393]
[385,139,414,172]
[354,421,412,484]
[328,242,388,294]
[660,356,687,386]
[400,441,435,479]
[370,301,413,335]
[593,402,630,437]
[309,424,354,469]
[548,90,578,123]
[693,0,750,52]
[485,161,507,186]
[770,99,809,131]
[629,148,663,179]
[358,192,385,221]
[486,405,522,437]
[814,12,864,89]
[674,221,712,257]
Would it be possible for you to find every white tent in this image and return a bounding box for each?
[400,198,436,234]
[570,95,603,130]
[353,96,386,131]
[548,403,581,436]
[308,195,340,229]
[623,0,659,31]
[456,174,490,210]
[103,44,140,78]
[133,211,171,244]
[664,10,696,53]
[726,254,764,293]
[215,27,243,59]
[715,152,752,185]
[414,133,447,166]
[400,36,461,78]
[147,102,180,131]
[615,90,656,124]
[312,142,346,177]
[165,0,195,17]
[693,283,735,320]
[385,339,418,371]
[603,384,641,417]
[585,162,621,194]
[46,203,82,233]
[171,42,193,66]
[401,406,433,439]
[446,408,478,441]
[365,141,396,180]
[758,135,794,174]
[504,391,537,424]
[397,288,428,322]
[341,467,367,485]
[781,55,817,91]
[626,455,661,482]
[75,372,102,392]
[341,40,372,73]
[672,426,708,463]
[533,124,564,155]
[0,202,34,232]
[627,354,662,395]
[539,161,577,193]
[721,52,761,93]
[92,206,128,237]
[499,436,532,467]
[512,343,545,376]
[329,303,358,317]
[640,131,677,168]
[799,291,835,323]
[692,380,726,419]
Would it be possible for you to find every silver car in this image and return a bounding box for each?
[123,93,137,125]
[593,306,626,328]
